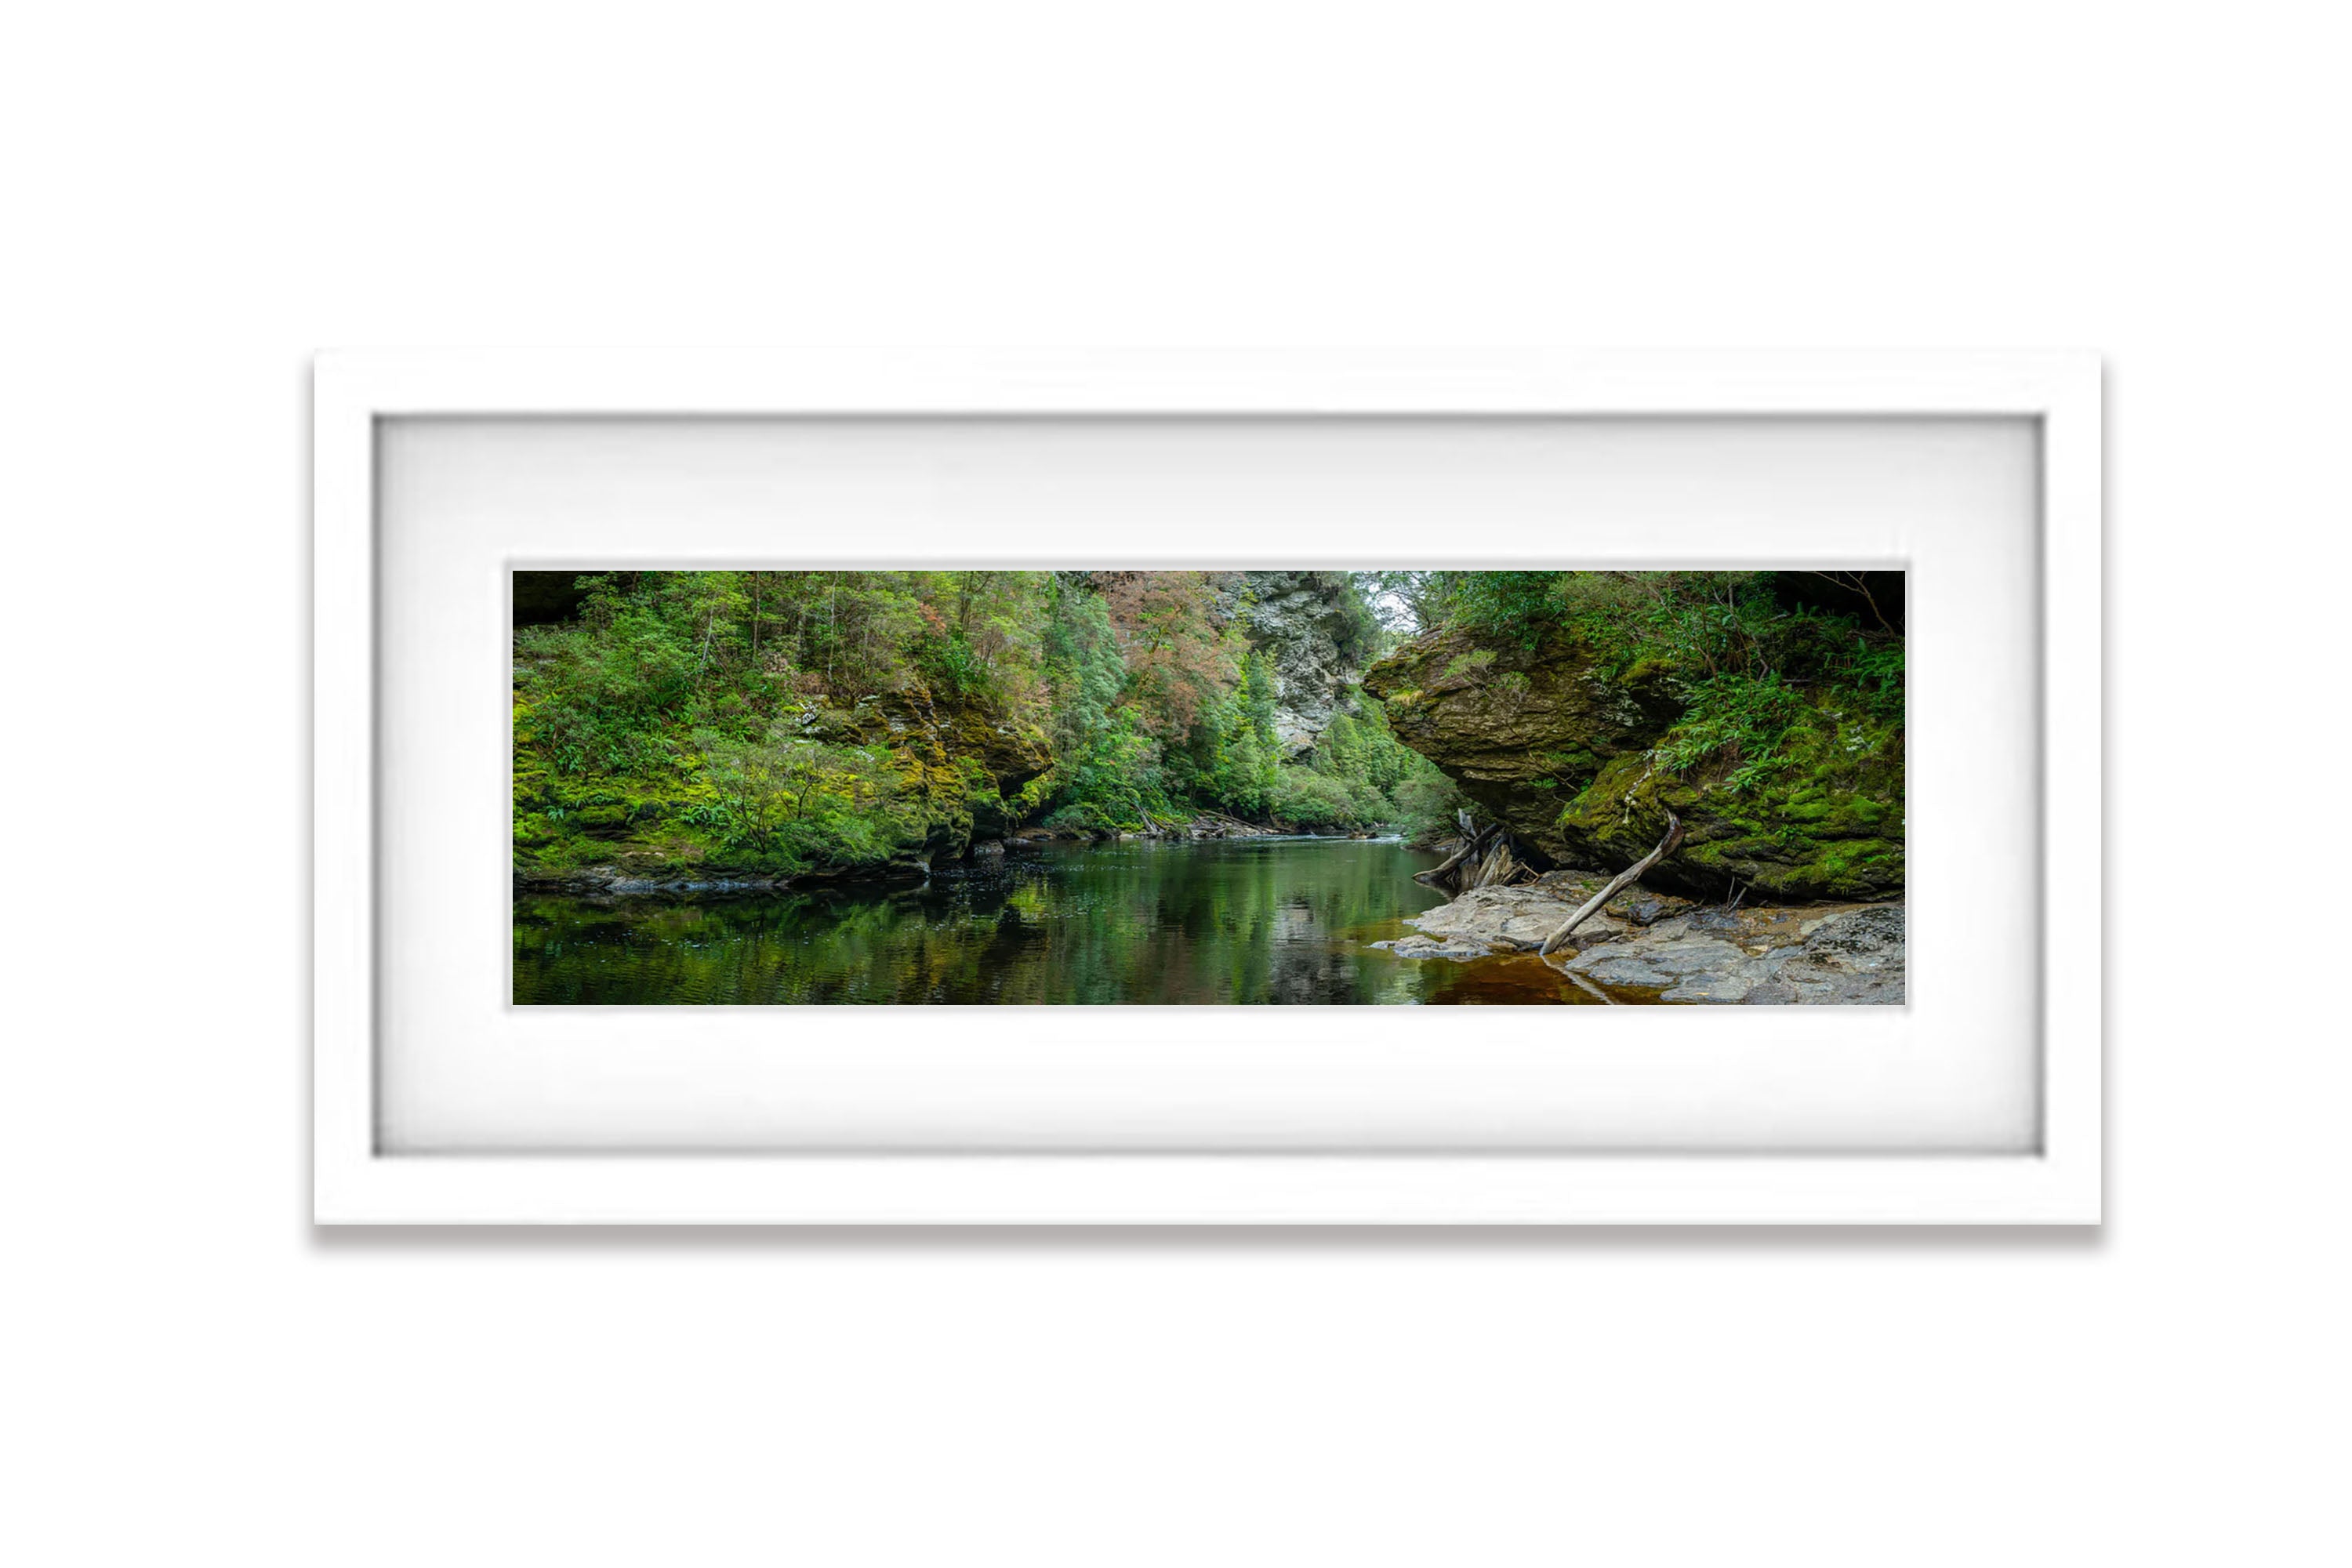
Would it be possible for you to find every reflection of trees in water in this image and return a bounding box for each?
[514,840,1483,1005]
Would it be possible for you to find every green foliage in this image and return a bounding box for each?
[1033,579,1171,829]
[1399,568,1898,692]
[1579,580,1905,793]
[695,732,910,871]
[1265,766,1367,828]
[1388,764,1468,842]
[913,601,993,699]
[1645,673,1813,793]
[1225,647,1282,811]
[1034,586,1298,829]
[1395,569,1906,797]
[1438,570,1566,652]
[1321,570,1381,667]
[1279,695,1461,835]
[515,569,1064,875]
[524,568,1844,877]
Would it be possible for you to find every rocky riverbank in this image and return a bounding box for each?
[1373,868,1904,1004]
[513,860,922,897]
[514,812,1348,897]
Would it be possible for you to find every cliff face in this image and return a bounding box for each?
[1363,624,1904,900]
[1221,570,1367,755]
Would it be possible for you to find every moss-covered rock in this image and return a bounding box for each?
[514,677,1054,886]
[851,684,1053,854]
[1364,623,1902,899]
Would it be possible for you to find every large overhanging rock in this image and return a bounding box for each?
[1361,623,1678,866]
[1363,624,1903,901]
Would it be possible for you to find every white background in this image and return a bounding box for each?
[2,4,2343,1565]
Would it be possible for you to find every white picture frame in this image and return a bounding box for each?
[314,350,2101,1225]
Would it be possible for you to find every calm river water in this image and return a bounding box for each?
[513,836,1613,1004]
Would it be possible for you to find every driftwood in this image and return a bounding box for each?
[1413,811,1486,886]
[1536,809,1684,958]
[1472,834,1520,889]
[1414,809,1533,896]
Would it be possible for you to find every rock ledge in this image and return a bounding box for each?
[1375,870,1904,1004]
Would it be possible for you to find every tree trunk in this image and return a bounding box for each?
[1537,810,1684,957]
[1414,812,1532,895]
[1414,829,1486,887]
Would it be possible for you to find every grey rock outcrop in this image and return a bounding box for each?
[1218,571,1369,756]
[1373,870,1905,1004]
[1395,882,1617,953]
[1370,933,1495,961]
[1736,906,1906,1004]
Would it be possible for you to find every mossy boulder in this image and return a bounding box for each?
[514,676,1054,885]
[838,684,1052,854]
[1364,624,1902,899]
[1363,622,1679,848]
[1555,723,1904,900]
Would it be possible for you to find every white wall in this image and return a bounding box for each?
[3,4,2343,1563]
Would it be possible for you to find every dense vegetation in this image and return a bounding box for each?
[514,567,1904,893]
[1377,568,1904,791]
[514,569,1457,882]
[1364,570,1907,898]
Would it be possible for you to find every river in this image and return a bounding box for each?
[513,835,1621,1004]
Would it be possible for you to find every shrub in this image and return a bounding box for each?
[1266,767,1367,829]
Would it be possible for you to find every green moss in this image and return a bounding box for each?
[1359,577,1906,899]
[1544,695,1902,898]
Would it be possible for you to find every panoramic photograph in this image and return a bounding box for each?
[512,568,1904,1004]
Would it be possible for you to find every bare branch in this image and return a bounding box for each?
[1536,809,1685,957]
[1801,570,1895,635]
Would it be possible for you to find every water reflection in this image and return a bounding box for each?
[513,837,1618,1005]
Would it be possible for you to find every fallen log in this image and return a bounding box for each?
[1415,812,1486,884]
[1470,834,1519,890]
[1413,826,1488,887]
[1415,811,1546,895]
[1536,809,1684,957]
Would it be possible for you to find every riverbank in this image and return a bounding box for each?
[515,814,1385,897]
[1373,868,1904,1004]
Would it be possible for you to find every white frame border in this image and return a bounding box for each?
[314,350,2101,1225]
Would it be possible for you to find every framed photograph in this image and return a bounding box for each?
[314,350,2100,1224]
